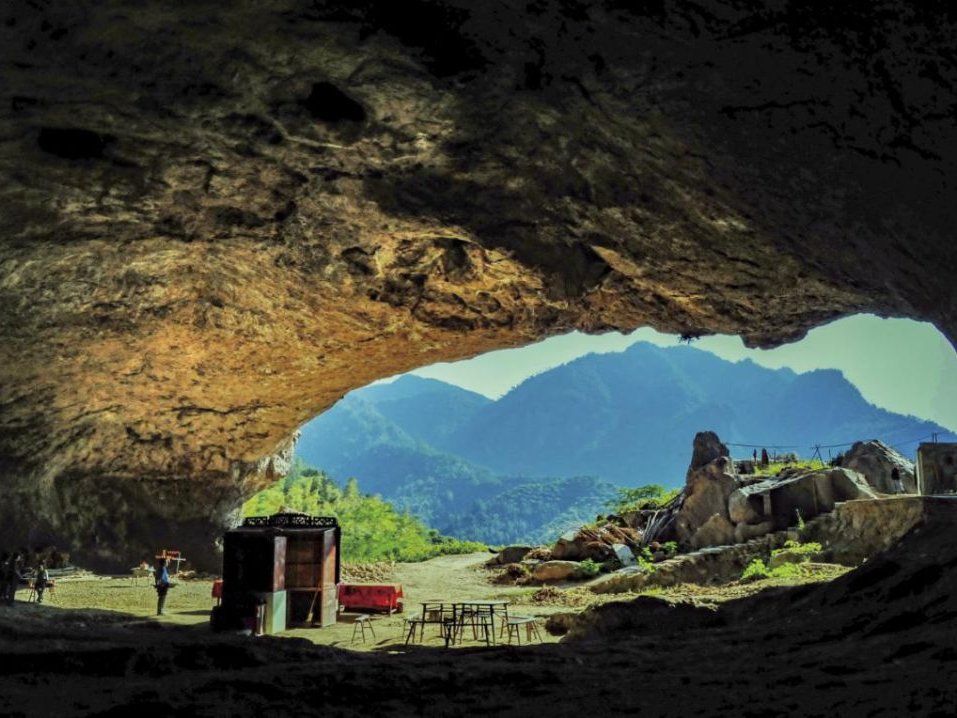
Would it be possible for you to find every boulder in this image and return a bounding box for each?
[842,440,916,494]
[689,431,730,472]
[551,524,641,562]
[611,544,637,568]
[734,520,775,544]
[732,468,876,531]
[690,513,736,549]
[674,435,740,547]
[728,489,764,525]
[532,561,580,581]
[493,545,535,565]
[828,468,879,502]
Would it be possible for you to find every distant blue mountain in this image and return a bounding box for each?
[440,343,954,483]
[295,342,955,543]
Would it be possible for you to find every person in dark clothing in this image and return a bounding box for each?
[891,467,904,494]
[7,552,24,604]
[0,552,9,603]
[155,558,171,615]
[34,562,50,604]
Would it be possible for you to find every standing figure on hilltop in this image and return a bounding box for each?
[154,557,171,616]
[752,449,758,463]
[761,448,770,467]
[34,561,50,604]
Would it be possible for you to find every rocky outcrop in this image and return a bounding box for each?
[800,496,927,566]
[731,468,878,533]
[551,525,641,562]
[1,2,956,568]
[670,432,877,551]
[842,440,916,494]
[674,439,738,549]
[688,432,730,473]
[532,561,580,582]
[592,532,791,594]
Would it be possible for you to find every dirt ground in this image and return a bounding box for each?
[12,552,852,651]
[13,553,576,651]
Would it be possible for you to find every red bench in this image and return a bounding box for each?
[337,583,403,614]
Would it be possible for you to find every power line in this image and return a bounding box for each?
[726,442,798,449]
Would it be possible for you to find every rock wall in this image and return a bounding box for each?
[595,497,948,593]
[1,1,957,568]
[592,532,791,594]
[800,496,927,566]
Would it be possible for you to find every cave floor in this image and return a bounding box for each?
[2,532,955,717]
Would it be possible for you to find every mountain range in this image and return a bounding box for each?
[295,341,955,543]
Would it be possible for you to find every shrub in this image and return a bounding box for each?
[661,541,678,557]
[741,558,771,582]
[636,546,657,572]
[601,558,622,573]
[606,484,681,514]
[574,559,602,579]
[776,540,822,559]
[768,563,802,580]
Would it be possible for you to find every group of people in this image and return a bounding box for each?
[0,552,50,604]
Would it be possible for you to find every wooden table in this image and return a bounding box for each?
[455,600,509,645]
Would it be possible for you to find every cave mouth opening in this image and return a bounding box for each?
[259,312,957,567]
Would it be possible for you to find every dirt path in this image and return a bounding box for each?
[11,553,576,652]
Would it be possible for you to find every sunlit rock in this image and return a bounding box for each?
[842,440,916,494]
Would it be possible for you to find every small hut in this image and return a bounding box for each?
[215,512,341,633]
[916,443,957,495]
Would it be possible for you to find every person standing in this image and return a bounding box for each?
[891,467,904,495]
[7,552,24,604]
[154,557,171,616]
[0,552,9,603]
[34,561,50,604]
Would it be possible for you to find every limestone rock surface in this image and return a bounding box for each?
[532,560,579,582]
[736,468,878,531]
[1,1,956,568]
[689,513,736,550]
[674,437,739,548]
[842,440,917,494]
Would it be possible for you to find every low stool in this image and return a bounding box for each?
[351,614,376,644]
[505,616,542,645]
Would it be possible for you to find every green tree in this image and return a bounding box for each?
[242,463,486,563]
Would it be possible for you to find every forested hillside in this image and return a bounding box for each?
[293,343,956,544]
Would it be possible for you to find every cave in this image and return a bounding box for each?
[1,1,956,714]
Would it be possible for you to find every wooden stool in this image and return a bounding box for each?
[404,613,425,644]
[351,614,375,644]
[505,616,542,645]
[27,580,56,604]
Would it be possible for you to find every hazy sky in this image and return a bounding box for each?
[408,314,957,432]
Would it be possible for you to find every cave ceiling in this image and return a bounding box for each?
[0,0,955,567]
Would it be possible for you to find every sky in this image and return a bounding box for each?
[406,314,957,433]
